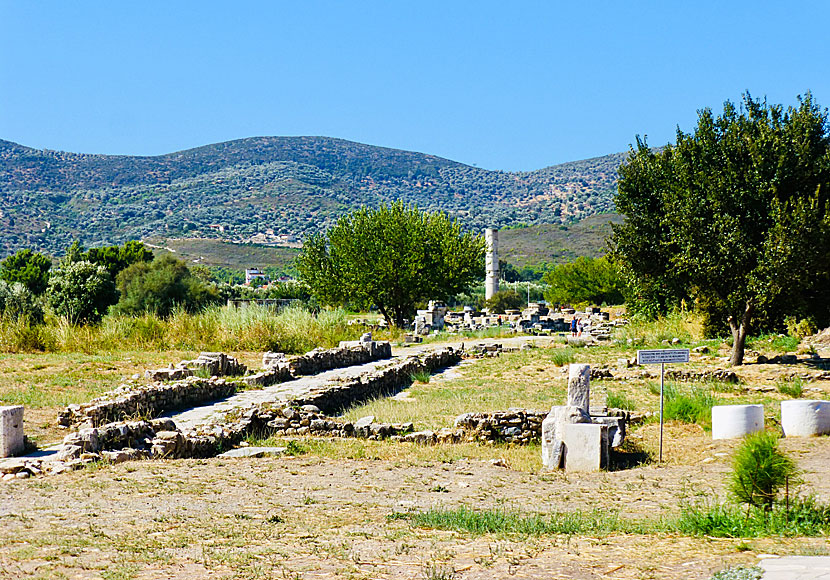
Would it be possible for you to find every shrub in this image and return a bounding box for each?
[785,316,816,340]
[47,261,117,325]
[0,249,52,295]
[729,431,799,512]
[550,348,576,367]
[542,256,625,306]
[777,378,804,398]
[113,255,221,317]
[0,280,44,323]
[483,290,524,314]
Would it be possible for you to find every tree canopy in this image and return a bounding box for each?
[542,256,625,306]
[113,255,220,317]
[296,202,485,326]
[611,93,830,365]
[0,249,52,295]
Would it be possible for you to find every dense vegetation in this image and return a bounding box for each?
[0,136,623,256]
[611,93,830,365]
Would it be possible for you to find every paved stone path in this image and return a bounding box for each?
[760,556,830,579]
[167,336,552,431]
[167,356,395,430]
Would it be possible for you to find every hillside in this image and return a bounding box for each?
[0,137,626,256]
[499,213,623,269]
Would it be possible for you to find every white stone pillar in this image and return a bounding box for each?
[0,406,24,458]
[484,228,499,301]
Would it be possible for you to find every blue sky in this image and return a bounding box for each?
[2,1,829,171]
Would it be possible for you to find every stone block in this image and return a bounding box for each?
[563,423,608,472]
[0,406,24,458]
[567,364,591,412]
[541,405,591,469]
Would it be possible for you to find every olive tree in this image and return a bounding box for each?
[297,202,485,327]
[47,261,117,324]
[611,93,830,365]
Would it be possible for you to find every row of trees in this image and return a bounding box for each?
[0,242,222,324]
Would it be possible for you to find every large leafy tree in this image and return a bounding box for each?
[612,93,830,365]
[0,249,52,295]
[296,202,485,326]
[542,256,625,306]
[113,255,220,317]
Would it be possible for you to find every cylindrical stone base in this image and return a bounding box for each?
[781,400,830,437]
[711,404,764,440]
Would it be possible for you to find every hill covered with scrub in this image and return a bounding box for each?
[0,136,626,256]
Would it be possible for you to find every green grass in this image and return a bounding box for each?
[747,333,801,353]
[393,505,660,536]
[676,496,830,538]
[341,350,567,430]
[648,381,715,428]
[607,390,636,411]
[549,348,576,367]
[777,377,804,398]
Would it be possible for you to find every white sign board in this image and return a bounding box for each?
[637,349,690,365]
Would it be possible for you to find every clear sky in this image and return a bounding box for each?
[2,1,829,171]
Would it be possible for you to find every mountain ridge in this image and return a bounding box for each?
[0,136,626,256]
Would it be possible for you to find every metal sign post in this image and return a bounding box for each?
[636,349,690,462]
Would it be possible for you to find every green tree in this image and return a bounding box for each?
[611,93,830,365]
[0,249,52,295]
[296,202,485,326]
[484,289,524,313]
[113,255,220,317]
[47,261,117,324]
[78,240,154,278]
[542,256,625,306]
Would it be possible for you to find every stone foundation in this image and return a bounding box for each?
[0,406,24,458]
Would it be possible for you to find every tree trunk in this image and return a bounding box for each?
[728,302,755,367]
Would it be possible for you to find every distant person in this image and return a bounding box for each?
[577,318,584,337]
[570,317,577,337]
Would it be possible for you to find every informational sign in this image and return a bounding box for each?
[635,348,690,463]
[637,349,690,365]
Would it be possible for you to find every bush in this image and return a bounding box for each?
[0,249,52,295]
[607,390,636,411]
[113,255,221,317]
[730,431,799,511]
[0,280,44,323]
[47,261,117,325]
[542,256,624,306]
[483,290,524,314]
[785,316,816,340]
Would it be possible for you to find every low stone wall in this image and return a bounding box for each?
[57,377,239,428]
[664,368,739,383]
[58,343,394,427]
[288,342,393,376]
[293,346,460,414]
[454,407,630,445]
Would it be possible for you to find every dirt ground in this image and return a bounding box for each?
[2,431,830,580]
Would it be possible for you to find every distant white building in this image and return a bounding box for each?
[245,268,268,285]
